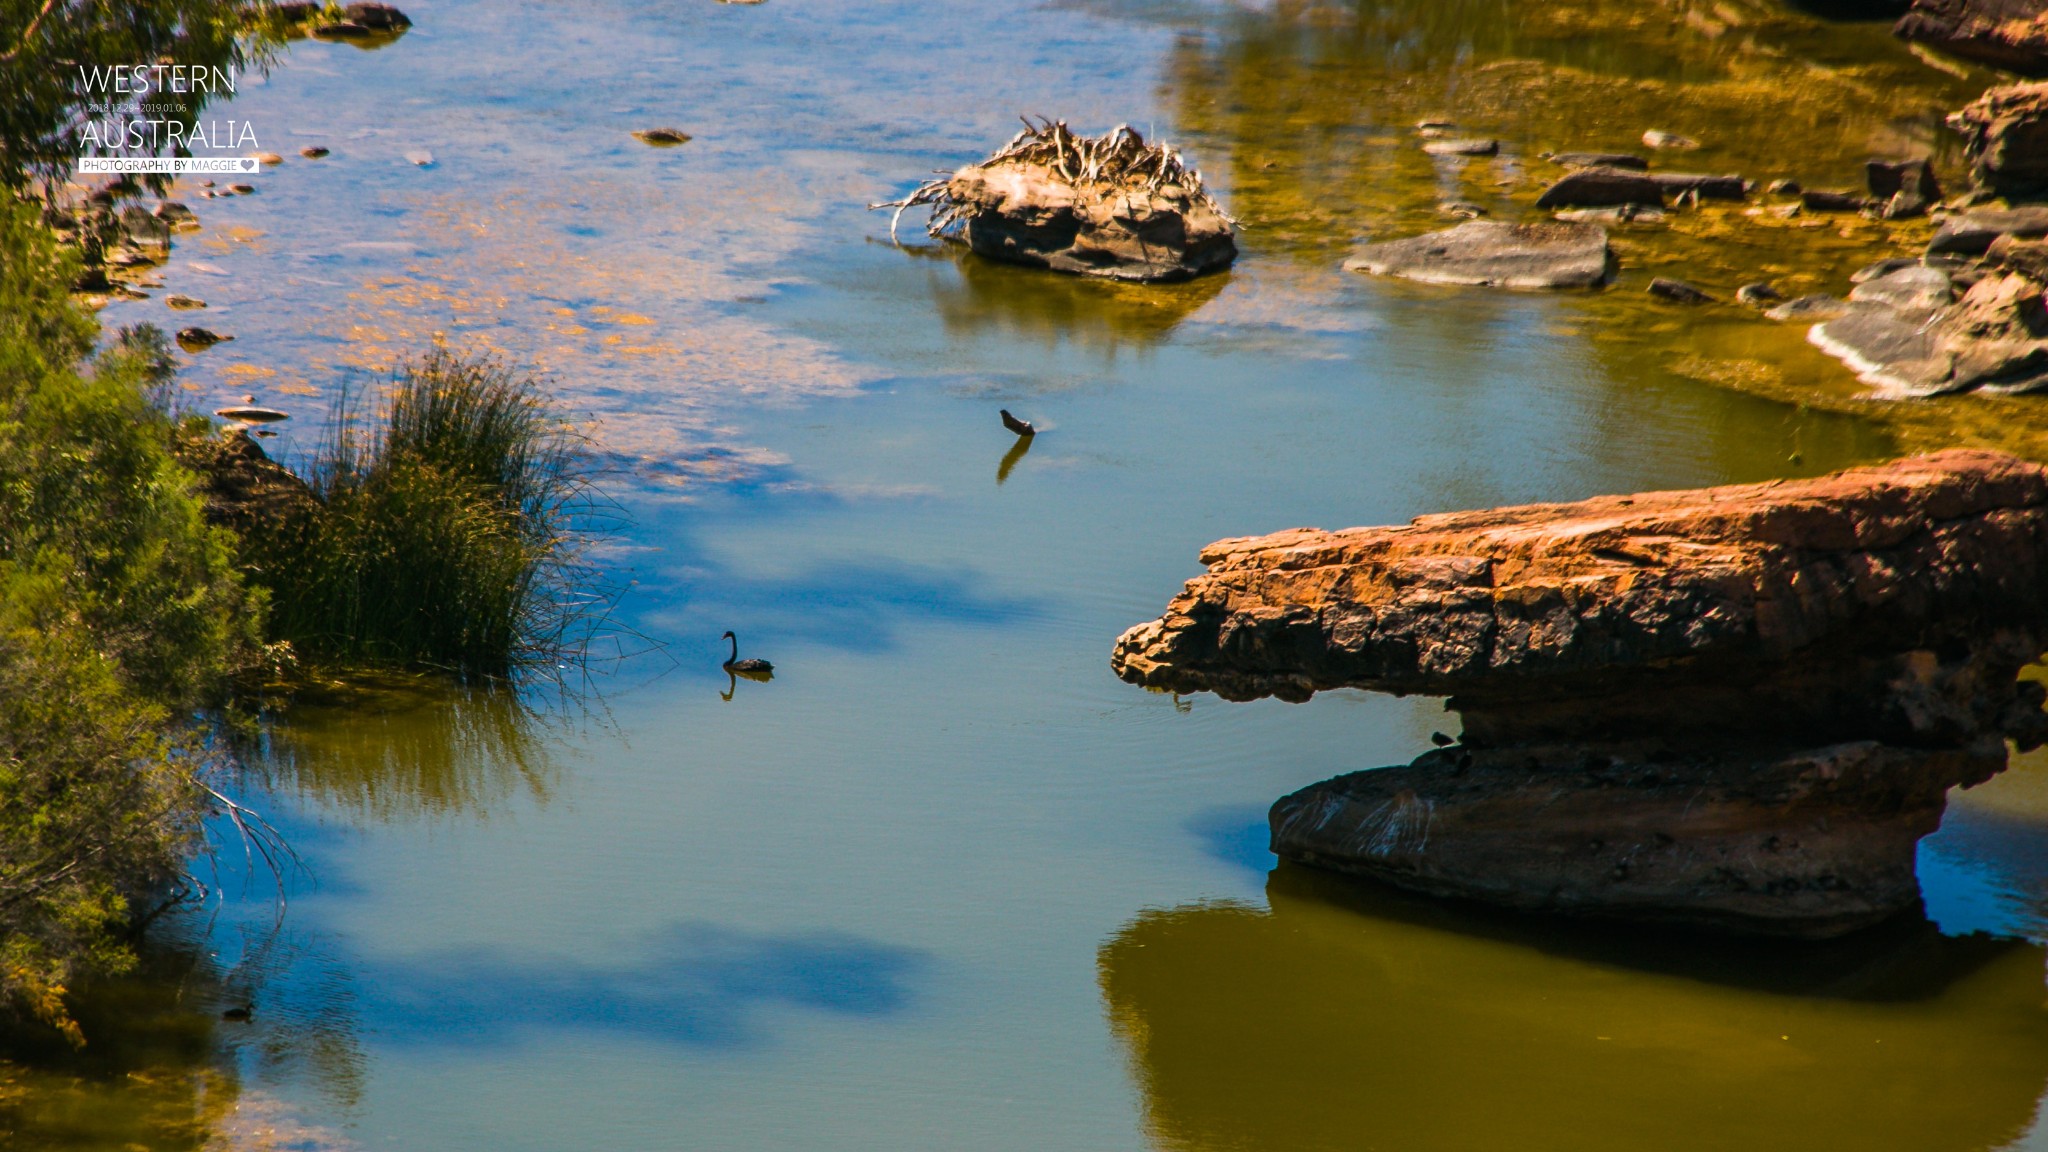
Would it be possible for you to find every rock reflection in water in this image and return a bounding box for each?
[1099,867,2048,1152]
[256,675,564,823]
[908,245,1227,354]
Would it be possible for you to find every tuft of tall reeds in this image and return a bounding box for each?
[256,347,599,677]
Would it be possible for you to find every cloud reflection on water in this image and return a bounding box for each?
[641,553,1042,657]
[355,922,925,1050]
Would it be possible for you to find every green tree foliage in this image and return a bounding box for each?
[0,0,269,194]
[0,196,260,1034]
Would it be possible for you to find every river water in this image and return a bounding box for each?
[15,0,2048,1148]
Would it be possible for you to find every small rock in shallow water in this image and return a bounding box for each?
[229,183,254,194]
[404,150,434,167]
[1867,158,1941,202]
[1882,190,1931,220]
[250,152,284,166]
[1765,294,1851,321]
[214,404,290,424]
[1736,282,1784,305]
[1649,277,1714,304]
[632,128,692,146]
[165,294,206,310]
[176,326,231,351]
[1548,151,1648,170]
[1801,189,1869,212]
[1849,264,1956,311]
[1554,204,1665,224]
[300,145,329,158]
[1648,172,1746,200]
[1437,200,1487,218]
[1343,220,1615,290]
[1926,206,2048,256]
[1642,129,1700,149]
[1534,166,1663,209]
[1767,178,1802,195]
[1422,138,1499,156]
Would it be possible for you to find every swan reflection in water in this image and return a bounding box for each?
[1098,864,2048,1152]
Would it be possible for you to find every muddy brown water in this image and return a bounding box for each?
[14,0,2048,1148]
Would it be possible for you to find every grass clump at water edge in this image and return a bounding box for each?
[250,347,602,678]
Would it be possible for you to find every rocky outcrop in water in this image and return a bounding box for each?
[875,120,1236,283]
[1805,249,2048,395]
[1949,83,2048,200]
[1112,451,2048,936]
[1896,0,2048,76]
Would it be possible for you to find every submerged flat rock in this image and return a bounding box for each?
[1343,221,1614,289]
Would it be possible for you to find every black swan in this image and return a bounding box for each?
[722,631,774,679]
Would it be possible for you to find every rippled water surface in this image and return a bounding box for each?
[17,0,2048,1147]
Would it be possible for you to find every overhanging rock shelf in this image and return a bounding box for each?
[1112,451,2048,937]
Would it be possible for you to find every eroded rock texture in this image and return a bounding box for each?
[1112,451,2048,936]
[885,122,1236,283]
[1949,83,2048,200]
[1897,0,2048,77]
[945,161,1237,282]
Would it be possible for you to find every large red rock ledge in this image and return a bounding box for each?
[1112,451,2048,937]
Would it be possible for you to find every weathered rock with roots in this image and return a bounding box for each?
[1111,451,2048,936]
[872,118,1236,283]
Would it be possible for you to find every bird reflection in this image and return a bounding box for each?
[997,434,1033,484]
[718,666,773,701]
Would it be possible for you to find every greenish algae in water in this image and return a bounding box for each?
[1158,0,2048,458]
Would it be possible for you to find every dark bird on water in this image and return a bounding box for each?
[1430,731,1455,747]
[221,1005,253,1022]
[1000,409,1035,437]
[722,631,774,679]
